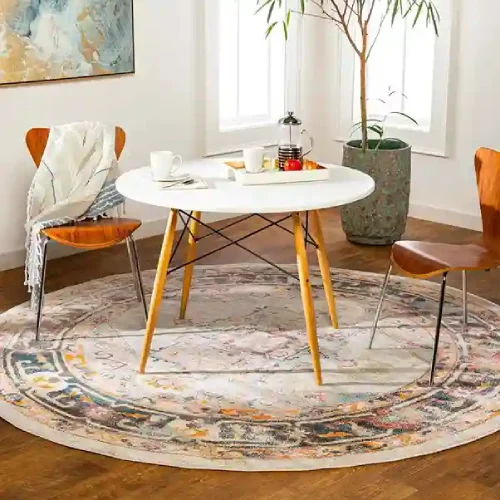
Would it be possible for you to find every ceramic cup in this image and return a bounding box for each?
[243,147,265,174]
[150,151,183,181]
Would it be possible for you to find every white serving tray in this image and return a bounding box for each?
[226,163,330,186]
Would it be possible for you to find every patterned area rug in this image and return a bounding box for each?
[0,265,499,471]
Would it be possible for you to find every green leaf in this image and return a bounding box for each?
[350,118,383,129]
[283,20,288,40]
[412,1,425,28]
[429,4,439,36]
[265,21,278,39]
[367,125,384,137]
[389,111,419,126]
[255,0,273,15]
[267,1,275,24]
[389,1,440,35]
[391,0,401,25]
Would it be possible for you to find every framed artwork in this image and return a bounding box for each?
[0,0,135,86]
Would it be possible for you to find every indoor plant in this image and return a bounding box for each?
[258,0,439,245]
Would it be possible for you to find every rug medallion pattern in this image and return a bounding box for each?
[0,265,498,470]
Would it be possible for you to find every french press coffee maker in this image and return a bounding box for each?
[278,111,315,170]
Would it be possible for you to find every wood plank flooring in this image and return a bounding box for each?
[0,210,499,500]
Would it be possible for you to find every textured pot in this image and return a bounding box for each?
[341,139,411,246]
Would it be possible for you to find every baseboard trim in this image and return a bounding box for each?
[0,213,237,273]
[409,204,482,231]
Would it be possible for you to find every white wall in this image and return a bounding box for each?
[303,0,497,231]
[0,1,204,269]
[2,0,493,271]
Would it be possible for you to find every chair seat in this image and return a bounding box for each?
[392,241,500,278]
[43,218,142,250]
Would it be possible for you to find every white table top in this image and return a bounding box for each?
[116,159,375,214]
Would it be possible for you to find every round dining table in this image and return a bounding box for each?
[116,159,375,385]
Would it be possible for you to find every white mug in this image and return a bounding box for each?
[150,151,183,181]
[243,147,265,174]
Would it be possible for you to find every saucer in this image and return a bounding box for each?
[153,173,190,183]
[245,168,265,174]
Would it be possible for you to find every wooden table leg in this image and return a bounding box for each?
[139,209,178,374]
[179,211,201,320]
[310,210,339,329]
[293,212,323,386]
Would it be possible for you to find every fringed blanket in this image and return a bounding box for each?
[25,122,125,308]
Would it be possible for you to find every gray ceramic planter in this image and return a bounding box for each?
[341,139,411,246]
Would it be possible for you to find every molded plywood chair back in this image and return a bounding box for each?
[475,147,500,244]
[26,127,127,167]
[370,147,500,386]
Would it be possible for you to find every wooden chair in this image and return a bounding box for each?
[26,127,148,340]
[370,147,500,385]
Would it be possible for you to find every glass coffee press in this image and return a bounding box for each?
[278,112,315,170]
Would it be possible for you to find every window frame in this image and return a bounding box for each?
[204,0,302,156]
[334,0,457,158]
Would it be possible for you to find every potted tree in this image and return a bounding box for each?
[258,0,439,245]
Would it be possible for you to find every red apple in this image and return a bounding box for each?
[284,159,302,171]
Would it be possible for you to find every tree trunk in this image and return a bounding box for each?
[359,25,369,152]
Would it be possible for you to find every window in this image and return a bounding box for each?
[336,0,455,156]
[205,0,300,155]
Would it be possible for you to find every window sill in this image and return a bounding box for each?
[334,137,448,159]
[205,144,278,159]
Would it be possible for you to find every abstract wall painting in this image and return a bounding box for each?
[0,0,134,86]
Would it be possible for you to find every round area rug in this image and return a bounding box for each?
[0,265,499,471]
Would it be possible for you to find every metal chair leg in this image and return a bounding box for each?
[126,236,148,322]
[462,270,468,332]
[35,240,49,342]
[126,237,141,300]
[369,263,393,349]
[430,272,448,385]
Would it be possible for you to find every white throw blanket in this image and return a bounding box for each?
[25,122,124,308]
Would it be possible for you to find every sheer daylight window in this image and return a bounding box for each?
[356,7,435,130]
[336,0,455,156]
[205,0,300,155]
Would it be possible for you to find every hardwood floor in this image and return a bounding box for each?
[0,210,499,500]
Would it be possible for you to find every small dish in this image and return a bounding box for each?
[159,179,196,189]
[245,168,265,174]
[154,173,190,183]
